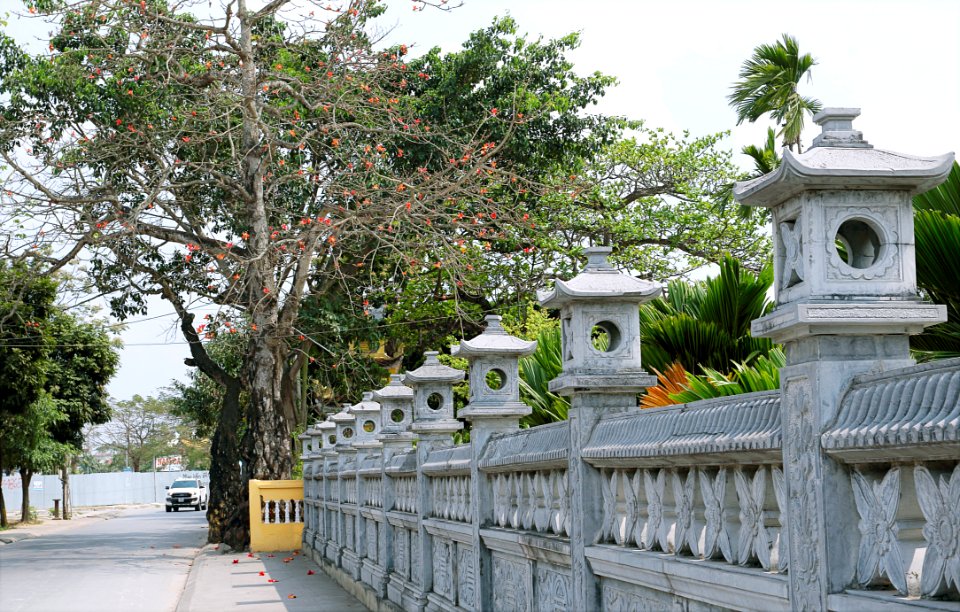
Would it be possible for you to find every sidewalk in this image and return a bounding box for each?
[177,545,367,612]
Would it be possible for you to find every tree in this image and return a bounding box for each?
[1,1,540,546]
[728,34,822,152]
[100,395,177,473]
[638,257,776,375]
[912,161,960,359]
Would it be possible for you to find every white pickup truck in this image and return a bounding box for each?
[165,478,208,512]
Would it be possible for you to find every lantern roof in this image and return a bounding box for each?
[318,418,335,431]
[351,391,381,415]
[452,315,537,359]
[734,108,954,208]
[331,403,355,423]
[538,247,660,308]
[403,351,464,384]
[372,374,414,401]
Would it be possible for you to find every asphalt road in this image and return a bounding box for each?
[0,506,208,612]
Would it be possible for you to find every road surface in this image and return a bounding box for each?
[0,506,207,612]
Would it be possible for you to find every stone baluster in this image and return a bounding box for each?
[373,374,416,597]
[735,108,952,609]
[404,352,464,611]
[453,314,536,611]
[539,246,660,611]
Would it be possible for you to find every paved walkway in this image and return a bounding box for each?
[177,545,366,612]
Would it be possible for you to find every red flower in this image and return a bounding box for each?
[232,559,239,564]
[307,570,315,575]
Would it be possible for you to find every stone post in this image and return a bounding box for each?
[298,429,314,546]
[373,374,416,592]
[331,403,357,573]
[351,392,384,593]
[404,352,464,611]
[539,246,660,611]
[454,314,537,611]
[317,417,336,561]
[735,108,952,610]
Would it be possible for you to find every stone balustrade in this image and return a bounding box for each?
[300,110,958,611]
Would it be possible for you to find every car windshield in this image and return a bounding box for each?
[171,480,198,489]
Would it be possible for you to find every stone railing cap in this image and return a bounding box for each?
[452,314,537,358]
[403,351,465,384]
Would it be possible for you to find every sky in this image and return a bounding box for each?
[5,0,959,401]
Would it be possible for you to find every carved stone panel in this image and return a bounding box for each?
[601,581,685,612]
[492,555,531,612]
[535,565,570,612]
[432,538,454,601]
[395,528,409,580]
[457,545,476,610]
[366,519,378,564]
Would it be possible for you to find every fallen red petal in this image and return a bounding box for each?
[259,571,265,576]
[307,570,315,575]
[232,560,239,564]
[288,594,297,599]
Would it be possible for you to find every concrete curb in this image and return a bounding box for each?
[175,543,219,612]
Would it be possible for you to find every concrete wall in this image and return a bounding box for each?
[1,470,209,511]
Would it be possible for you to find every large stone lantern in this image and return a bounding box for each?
[403,351,464,438]
[737,108,951,342]
[539,246,660,395]
[373,374,416,448]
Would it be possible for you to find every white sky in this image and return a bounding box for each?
[5,0,958,400]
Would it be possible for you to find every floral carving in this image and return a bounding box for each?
[699,467,733,563]
[779,216,804,290]
[600,469,619,544]
[395,528,408,579]
[367,520,378,563]
[849,468,906,594]
[602,583,675,612]
[915,464,960,597]
[784,380,823,611]
[735,467,771,569]
[642,469,667,551]
[672,469,697,556]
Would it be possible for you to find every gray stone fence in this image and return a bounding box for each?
[300,109,959,611]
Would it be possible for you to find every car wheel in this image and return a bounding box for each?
[195,504,201,511]
[166,506,172,513]
[173,507,179,512]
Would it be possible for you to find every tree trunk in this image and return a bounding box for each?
[206,379,246,548]
[244,339,293,481]
[0,484,7,528]
[61,459,71,520]
[18,467,32,523]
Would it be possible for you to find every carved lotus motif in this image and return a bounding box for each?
[699,468,734,563]
[850,467,906,594]
[735,467,771,569]
[915,465,960,597]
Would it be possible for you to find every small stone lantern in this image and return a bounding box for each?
[373,374,416,446]
[539,246,661,395]
[331,403,357,451]
[350,392,382,449]
[404,351,464,437]
[453,314,535,426]
[298,431,312,460]
[319,417,337,452]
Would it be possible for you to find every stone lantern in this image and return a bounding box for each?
[331,403,357,451]
[298,431,312,461]
[453,314,535,428]
[350,392,383,450]
[539,245,660,395]
[403,351,464,438]
[737,108,951,341]
[373,374,416,449]
[318,417,337,452]
[734,107,952,609]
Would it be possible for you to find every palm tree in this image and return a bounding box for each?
[638,256,776,375]
[912,161,960,359]
[728,34,822,152]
